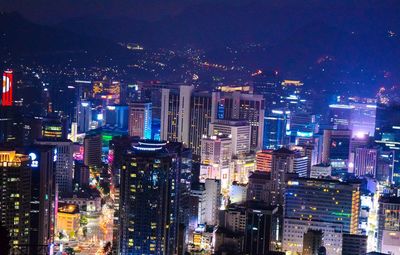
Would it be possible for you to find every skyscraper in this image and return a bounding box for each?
[0,148,55,254]
[77,100,92,133]
[322,129,352,169]
[212,90,265,150]
[83,134,102,169]
[0,151,31,251]
[161,86,212,157]
[128,102,152,139]
[119,140,192,255]
[374,102,400,184]
[263,109,289,150]
[36,139,73,195]
[270,147,299,205]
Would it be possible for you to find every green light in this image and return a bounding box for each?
[331,212,350,217]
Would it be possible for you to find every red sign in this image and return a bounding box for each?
[2,70,13,106]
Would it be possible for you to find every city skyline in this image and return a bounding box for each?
[1,1,400,255]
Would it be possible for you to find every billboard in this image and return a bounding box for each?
[2,70,13,106]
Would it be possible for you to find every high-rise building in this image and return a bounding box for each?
[256,150,273,172]
[270,147,300,205]
[83,134,102,169]
[200,135,232,190]
[128,102,152,139]
[287,113,317,143]
[209,120,251,155]
[328,104,354,130]
[77,100,92,133]
[349,97,377,138]
[2,70,13,106]
[0,151,31,251]
[105,105,129,130]
[310,163,332,179]
[302,229,323,255]
[243,202,279,255]
[374,102,400,184]
[354,148,377,177]
[119,140,192,255]
[322,129,352,168]
[161,86,212,157]
[342,233,367,255]
[247,171,273,203]
[42,116,67,140]
[263,109,289,150]
[0,148,55,254]
[25,145,56,254]
[377,196,400,255]
[212,91,265,150]
[282,178,360,255]
[36,139,73,195]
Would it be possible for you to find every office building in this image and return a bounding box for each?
[302,230,323,255]
[247,171,273,203]
[36,139,73,195]
[200,135,232,190]
[256,150,273,172]
[342,234,367,255]
[0,151,31,251]
[374,102,400,184]
[0,148,55,254]
[263,109,289,150]
[212,91,265,150]
[209,120,251,154]
[270,147,300,205]
[322,129,352,168]
[2,70,13,106]
[349,97,377,137]
[128,102,152,139]
[119,140,192,254]
[105,105,129,130]
[310,163,332,179]
[84,134,102,169]
[41,116,67,140]
[282,178,360,255]
[243,202,279,255]
[328,104,354,130]
[377,196,400,255]
[77,100,92,133]
[354,148,377,177]
[161,86,212,157]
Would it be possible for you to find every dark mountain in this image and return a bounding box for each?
[0,12,128,63]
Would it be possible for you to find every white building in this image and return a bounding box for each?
[310,163,332,179]
[282,218,343,255]
[209,120,251,155]
[200,135,232,191]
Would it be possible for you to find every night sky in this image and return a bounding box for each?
[1,0,399,25]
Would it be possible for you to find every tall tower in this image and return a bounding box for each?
[119,140,192,255]
[160,86,212,157]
